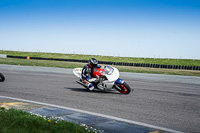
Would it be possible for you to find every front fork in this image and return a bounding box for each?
[114,78,124,90]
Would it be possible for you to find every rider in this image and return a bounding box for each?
[81,58,101,91]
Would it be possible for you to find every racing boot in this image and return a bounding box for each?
[88,83,94,91]
[82,78,94,91]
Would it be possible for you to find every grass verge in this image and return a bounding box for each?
[0,107,95,133]
[0,50,200,76]
[1,50,200,66]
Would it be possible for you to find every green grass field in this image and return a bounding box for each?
[1,50,200,76]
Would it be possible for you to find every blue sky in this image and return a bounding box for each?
[0,0,200,59]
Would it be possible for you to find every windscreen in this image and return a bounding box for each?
[104,66,114,75]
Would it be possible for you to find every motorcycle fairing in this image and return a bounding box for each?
[73,66,120,82]
[105,67,119,81]
[73,68,82,78]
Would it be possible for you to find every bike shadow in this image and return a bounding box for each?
[65,87,121,94]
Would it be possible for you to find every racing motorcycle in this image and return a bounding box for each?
[0,72,5,82]
[73,65,131,94]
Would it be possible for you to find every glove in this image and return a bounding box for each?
[88,78,97,82]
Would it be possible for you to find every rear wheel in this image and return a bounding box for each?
[115,82,131,94]
[0,73,5,82]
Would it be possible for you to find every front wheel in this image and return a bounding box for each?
[115,82,131,94]
[0,73,5,82]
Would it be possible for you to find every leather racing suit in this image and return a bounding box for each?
[81,63,101,91]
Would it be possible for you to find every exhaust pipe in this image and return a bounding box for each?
[76,80,88,88]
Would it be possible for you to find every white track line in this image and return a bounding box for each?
[0,96,184,133]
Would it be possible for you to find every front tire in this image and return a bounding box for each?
[0,73,5,82]
[115,82,131,94]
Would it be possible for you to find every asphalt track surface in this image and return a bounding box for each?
[1,64,200,133]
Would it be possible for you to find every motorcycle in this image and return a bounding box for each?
[73,65,131,94]
[0,72,5,82]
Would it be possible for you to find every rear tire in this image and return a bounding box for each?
[115,82,131,94]
[0,73,5,82]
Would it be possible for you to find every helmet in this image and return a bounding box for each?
[89,58,98,68]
